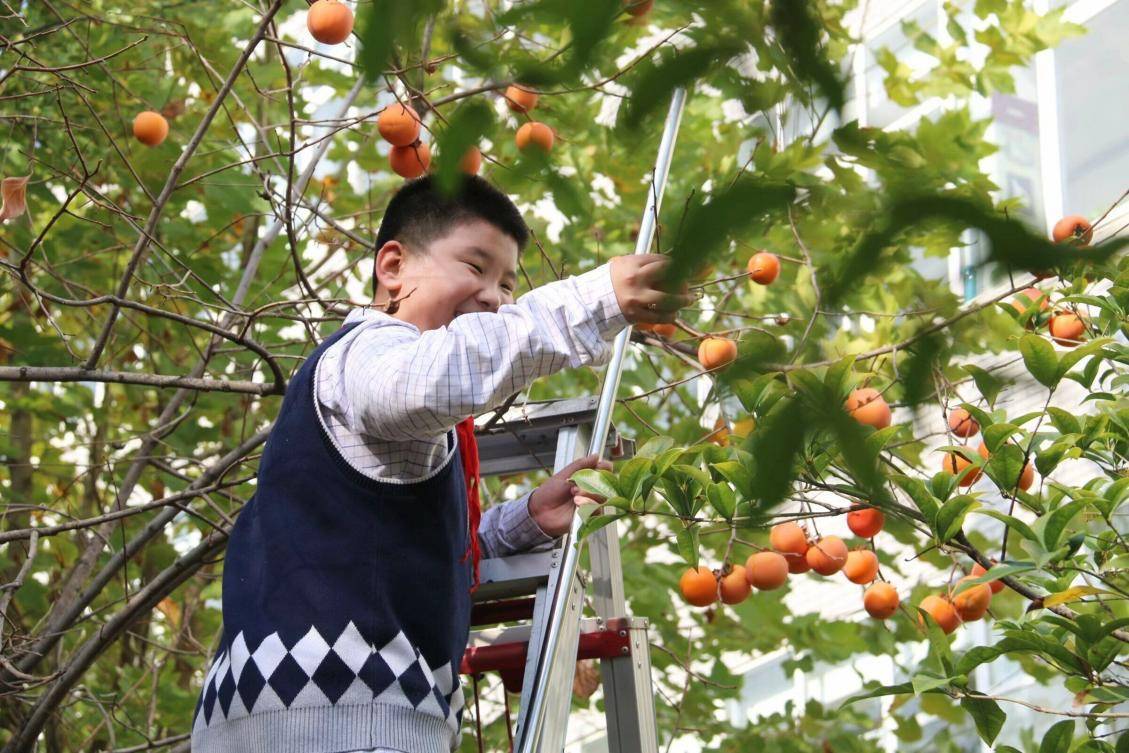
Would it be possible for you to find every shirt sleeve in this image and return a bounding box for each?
[476,491,555,559]
[340,263,627,441]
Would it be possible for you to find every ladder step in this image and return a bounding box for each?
[470,597,536,627]
[461,617,633,676]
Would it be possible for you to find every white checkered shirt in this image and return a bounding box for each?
[314,262,628,559]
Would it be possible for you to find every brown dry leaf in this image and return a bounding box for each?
[160,99,186,119]
[571,659,600,699]
[0,175,30,221]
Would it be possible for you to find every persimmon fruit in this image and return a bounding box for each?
[389,142,430,179]
[623,0,654,15]
[1052,215,1093,245]
[503,85,539,113]
[918,594,960,634]
[459,146,482,175]
[770,521,809,560]
[787,554,811,574]
[847,506,885,538]
[864,582,899,619]
[1048,312,1085,347]
[698,337,737,371]
[306,0,354,45]
[745,551,789,591]
[133,111,169,146]
[806,536,848,576]
[516,122,554,153]
[843,549,879,584]
[951,577,991,622]
[747,252,780,285]
[947,407,979,438]
[941,450,981,487]
[720,565,752,604]
[845,388,891,430]
[679,566,717,607]
[637,322,677,338]
[378,103,421,147]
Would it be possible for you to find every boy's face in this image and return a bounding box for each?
[373,218,520,331]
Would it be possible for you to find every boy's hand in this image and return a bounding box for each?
[609,254,697,325]
[527,454,614,537]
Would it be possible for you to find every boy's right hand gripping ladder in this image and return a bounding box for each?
[462,87,688,752]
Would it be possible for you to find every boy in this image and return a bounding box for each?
[191,175,692,753]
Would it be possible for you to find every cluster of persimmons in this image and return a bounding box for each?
[128,0,662,171]
[679,511,1007,634]
[671,219,1101,631]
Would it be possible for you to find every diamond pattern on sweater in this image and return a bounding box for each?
[192,622,466,735]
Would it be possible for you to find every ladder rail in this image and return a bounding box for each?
[514,86,689,753]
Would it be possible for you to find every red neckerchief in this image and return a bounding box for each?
[454,416,482,593]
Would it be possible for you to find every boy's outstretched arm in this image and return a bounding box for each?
[334,255,692,441]
[338,265,621,441]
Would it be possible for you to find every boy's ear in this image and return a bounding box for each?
[373,241,406,298]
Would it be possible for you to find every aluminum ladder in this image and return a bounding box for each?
[458,87,688,752]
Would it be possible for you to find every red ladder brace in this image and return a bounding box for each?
[462,611,633,694]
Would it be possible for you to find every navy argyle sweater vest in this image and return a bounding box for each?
[191,321,472,753]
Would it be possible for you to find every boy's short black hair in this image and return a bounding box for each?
[372,175,529,297]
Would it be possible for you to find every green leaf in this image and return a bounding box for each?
[962,364,1007,408]
[1041,500,1086,550]
[669,178,796,286]
[934,494,979,542]
[1019,334,1059,388]
[893,474,940,521]
[918,606,956,669]
[960,695,1005,745]
[359,0,444,82]
[973,509,1039,544]
[578,510,627,540]
[1045,407,1081,435]
[676,526,700,569]
[982,422,1019,452]
[911,673,953,695]
[431,100,494,195]
[959,561,1034,593]
[770,0,845,112]
[1039,720,1074,753]
[984,443,1027,493]
[733,373,783,413]
[841,681,915,706]
[748,395,807,506]
[712,461,755,500]
[706,482,737,520]
[654,447,685,476]
[638,436,675,457]
[823,355,855,397]
[571,468,621,500]
[615,456,654,502]
[1056,338,1109,382]
[658,477,692,517]
[620,41,744,132]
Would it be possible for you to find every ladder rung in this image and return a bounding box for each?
[461,617,632,675]
[471,598,536,627]
[471,550,559,602]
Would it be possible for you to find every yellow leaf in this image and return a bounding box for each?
[1043,586,1108,606]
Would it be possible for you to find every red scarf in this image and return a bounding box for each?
[454,416,482,593]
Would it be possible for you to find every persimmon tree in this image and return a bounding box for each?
[1,1,1126,752]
